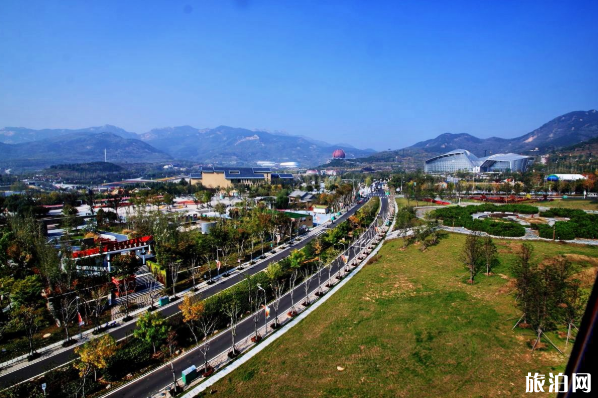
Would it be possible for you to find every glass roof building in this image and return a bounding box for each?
[424,150,533,174]
[479,153,534,173]
[424,150,481,174]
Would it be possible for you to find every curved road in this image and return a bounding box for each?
[0,198,373,389]
[106,195,389,398]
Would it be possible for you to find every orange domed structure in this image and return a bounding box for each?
[332,149,346,159]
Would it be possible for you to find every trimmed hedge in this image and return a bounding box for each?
[432,204,535,237]
[535,222,576,240]
[147,260,169,286]
[535,209,598,240]
[467,219,526,237]
[539,208,586,218]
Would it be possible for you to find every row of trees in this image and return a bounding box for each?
[460,234,499,283]
[458,235,587,351]
[512,244,585,350]
[34,196,381,397]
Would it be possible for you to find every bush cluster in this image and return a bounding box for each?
[533,210,598,240]
[432,204,535,237]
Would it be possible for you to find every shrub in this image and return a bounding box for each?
[432,204,532,237]
[536,212,598,240]
[539,208,585,218]
[104,340,154,381]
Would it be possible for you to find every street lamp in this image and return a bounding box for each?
[337,241,349,274]
[170,362,176,393]
[216,248,223,277]
[257,284,267,335]
[75,296,82,339]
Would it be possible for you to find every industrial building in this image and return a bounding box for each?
[424,149,534,174]
[189,167,293,189]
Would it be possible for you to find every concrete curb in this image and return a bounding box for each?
[179,199,391,398]
[0,220,341,376]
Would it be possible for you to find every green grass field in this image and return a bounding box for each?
[396,197,438,207]
[198,234,597,398]
[536,199,598,211]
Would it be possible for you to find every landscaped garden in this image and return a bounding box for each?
[431,204,538,237]
[532,208,598,240]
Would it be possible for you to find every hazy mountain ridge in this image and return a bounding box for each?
[367,110,598,163]
[0,124,374,167]
[0,124,139,144]
[139,125,375,165]
[0,132,172,169]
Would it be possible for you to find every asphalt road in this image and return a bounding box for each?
[0,197,372,389]
[106,195,388,398]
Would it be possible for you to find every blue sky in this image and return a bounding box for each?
[0,0,597,150]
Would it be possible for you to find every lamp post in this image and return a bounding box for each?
[170,362,176,392]
[257,284,267,335]
[216,248,223,277]
[140,248,147,265]
[338,242,348,274]
[76,296,82,339]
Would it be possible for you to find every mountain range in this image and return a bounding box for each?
[0,132,172,169]
[2,110,597,171]
[0,125,374,169]
[366,110,598,164]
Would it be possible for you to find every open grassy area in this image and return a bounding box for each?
[535,199,598,211]
[396,197,439,207]
[197,234,598,398]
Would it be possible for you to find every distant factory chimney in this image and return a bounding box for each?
[104,148,107,162]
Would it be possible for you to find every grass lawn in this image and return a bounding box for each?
[396,197,440,208]
[535,199,598,211]
[198,234,598,398]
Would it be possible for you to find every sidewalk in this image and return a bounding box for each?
[0,206,349,377]
[174,198,394,398]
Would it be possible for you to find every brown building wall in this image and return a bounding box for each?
[190,171,271,189]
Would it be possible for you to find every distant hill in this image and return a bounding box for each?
[0,132,172,169]
[364,110,598,167]
[554,135,598,156]
[139,125,375,166]
[0,124,139,144]
[0,124,374,168]
[47,162,124,173]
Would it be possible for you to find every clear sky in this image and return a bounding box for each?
[1,0,597,150]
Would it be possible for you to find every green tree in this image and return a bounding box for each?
[11,304,44,356]
[289,249,306,269]
[266,262,283,281]
[193,191,204,208]
[134,310,170,354]
[275,190,289,209]
[202,190,212,205]
[461,233,482,283]
[75,334,117,382]
[481,236,498,276]
[214,202,227,218]
[162,193,174,210]
[10,275,43,307]
[111,253,139,277]
[512,243,535,325]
